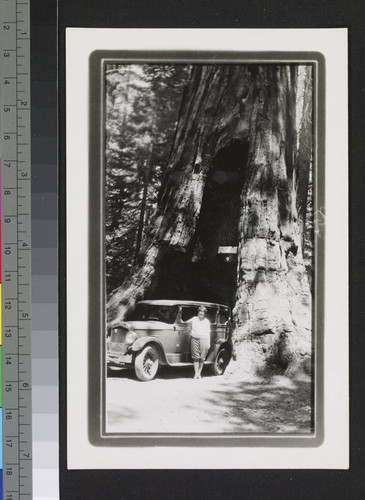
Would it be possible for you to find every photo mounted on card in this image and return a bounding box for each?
[66,29,348,469]
[88,51,324,444]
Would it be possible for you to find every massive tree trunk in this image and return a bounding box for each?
[107,63,313,376]
[233,66,312,375]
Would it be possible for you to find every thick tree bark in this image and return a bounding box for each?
[107,64,312,376]
[233,66,312,376]
[107,65,252,321]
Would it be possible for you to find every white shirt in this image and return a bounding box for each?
[190,316,210,339]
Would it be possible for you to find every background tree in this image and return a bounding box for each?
[105,64,190,293]
[295,65,314,291]
[106,63,313,376]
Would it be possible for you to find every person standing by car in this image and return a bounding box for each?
[188,306,211,379]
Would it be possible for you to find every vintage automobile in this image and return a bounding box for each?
[106,300,233,381]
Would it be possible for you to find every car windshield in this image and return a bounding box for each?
[125,304,179,324]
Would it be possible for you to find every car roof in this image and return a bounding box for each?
[137,300,230,309]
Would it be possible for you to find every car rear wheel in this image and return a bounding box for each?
[210,347,230,376]
[134,345,159,381]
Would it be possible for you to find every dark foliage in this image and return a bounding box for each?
[105,64,190,293]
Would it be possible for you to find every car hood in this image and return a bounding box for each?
[118,320,174,331]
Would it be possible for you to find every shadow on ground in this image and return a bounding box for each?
[107,364,217,380]
[199,375,314,433]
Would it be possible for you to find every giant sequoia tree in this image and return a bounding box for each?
[107,64,313,375]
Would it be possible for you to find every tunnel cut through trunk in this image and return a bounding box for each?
[150,140,249,308]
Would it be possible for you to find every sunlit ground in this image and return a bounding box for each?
[106,364,313,434]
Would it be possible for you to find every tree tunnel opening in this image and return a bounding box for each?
[150,140,249,309]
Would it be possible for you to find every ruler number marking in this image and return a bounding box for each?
[1,0,32,496]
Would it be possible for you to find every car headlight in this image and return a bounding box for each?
[125,331,137,345]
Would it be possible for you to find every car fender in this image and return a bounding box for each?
[130,337,168,364]
[206,339,232,363]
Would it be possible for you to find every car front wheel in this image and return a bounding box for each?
[210,347,230,376]
[134,345,159,381]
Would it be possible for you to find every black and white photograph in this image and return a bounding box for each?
[103,59,320,436]
[66,28,348,469]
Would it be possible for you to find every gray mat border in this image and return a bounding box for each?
[87,51,325,447]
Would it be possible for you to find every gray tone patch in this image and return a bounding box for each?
[32,220,57,247]
[32,303,58,331]
[32,386,58,414]
[32,359,58,385]
[32,358,58,386]
[32,136,57,164]
[31,81,57,109]
[32,414,58,441]
[32,192,57,219]
[32,248,57,275]
[33,442,59,468]
[31,331,58,358]
[32,164,57,193]
[32,275,57,303]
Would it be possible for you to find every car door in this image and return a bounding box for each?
[179,306,218,351]
[177,306,196,355]
[156,305,180,357]
[204,307,218,346]
[217,306,230,340]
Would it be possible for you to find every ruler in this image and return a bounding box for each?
[0,0,32,498]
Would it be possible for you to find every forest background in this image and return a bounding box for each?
[105,63,314,376]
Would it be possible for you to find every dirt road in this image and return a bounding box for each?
[106,364,313,434]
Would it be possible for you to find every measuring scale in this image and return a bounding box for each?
[0,0,32,497]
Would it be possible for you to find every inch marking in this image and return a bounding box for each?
[1,0,33,497]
